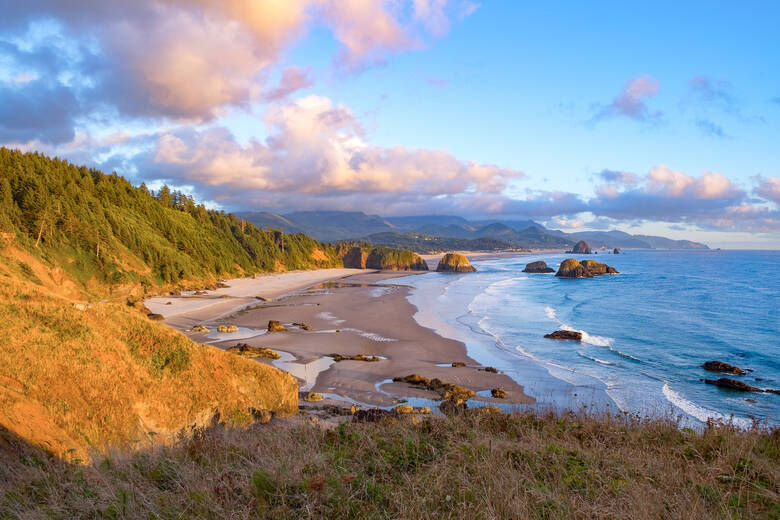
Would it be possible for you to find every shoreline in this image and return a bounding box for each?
[146,263,537,412]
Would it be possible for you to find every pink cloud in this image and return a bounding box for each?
[595,74,662,123]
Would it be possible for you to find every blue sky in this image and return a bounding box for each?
[1,1,779,247]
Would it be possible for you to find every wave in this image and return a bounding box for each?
[662,383,752,429]
[578,352,614,366]
[560,324,613,347]
[544,306,557,320]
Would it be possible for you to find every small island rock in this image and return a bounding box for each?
[436,253,477,273]
[702,378,761,392]
[544,330,583,341]
[702,361,746,375]
[555,259,593,278]
[613,248,620,254]
[523,260,555,273]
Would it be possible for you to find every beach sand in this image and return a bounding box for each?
[147,269,534,411]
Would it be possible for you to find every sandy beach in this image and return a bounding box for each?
[146,267,534,411]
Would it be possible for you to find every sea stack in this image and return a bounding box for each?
[613,248,620,254]
[570,240,592,254]
[436,253,477,273]
[522,260,554,273]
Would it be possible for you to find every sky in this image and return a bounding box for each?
[0,1,779,248]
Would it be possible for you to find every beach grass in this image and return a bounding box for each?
[1,409,777,519]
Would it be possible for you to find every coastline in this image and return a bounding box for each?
[146,264,537,412]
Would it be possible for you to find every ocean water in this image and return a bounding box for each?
[392,250,779,428]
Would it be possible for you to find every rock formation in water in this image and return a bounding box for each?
[570,240,592,254]
[556,258,618,278]
[522,260,555,273]
[702,361,747,375]
[702,378,762,392]
[436,253,477,273]
[544,330,583,340]
[613,248,620,254]
[555,259,593,278]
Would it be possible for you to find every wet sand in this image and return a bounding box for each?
[147,270,534,410]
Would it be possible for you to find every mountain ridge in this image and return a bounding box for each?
[238,210,709,251]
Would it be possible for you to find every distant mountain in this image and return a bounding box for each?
[236,210,708,251]
[364,232,514,254]
[239,210,396,241]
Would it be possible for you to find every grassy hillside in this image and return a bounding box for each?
[0,148,341,297]
[0,242,298,462]
[0,148,330,459]
[1,410,777,519]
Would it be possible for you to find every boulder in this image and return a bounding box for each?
[342,246,368,269]
[293,322,312,331]
[491,387,507,399]
[581,259,608,274]
[702,361,746,375]
[522,260,555,273]
[613,248,620,254]
[555,259,593,278]
[436,253,477,273]
[481,366,498,373]
[267,320,287,332]
[191,325,209,333]
[303,392,323,402]
[147,313,165,321]
[451,362,466,367]
[702,378,762,392]
[217,325,238,333]
[544,330,583,341]
[570,240,592,254]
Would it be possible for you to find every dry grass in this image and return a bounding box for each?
[0,248,298,462]
[0,410,777,519]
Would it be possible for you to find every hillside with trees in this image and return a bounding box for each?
[0,148,341,296]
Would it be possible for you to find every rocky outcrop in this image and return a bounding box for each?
[342,246,368,269]
[570,240,592,254]
[544,330,583,341]
[227,343,281,359]
[267,320,287,332]
[702,361,746,375]
[365,247,429,271]
[702,378,762,392]
[393,374,476,401]
[522,260,554,273]
[329,353,382,362]
[555,259,593,278]
[436,253,477,273]
[556,258,618,278]
[147,313,165,321]
[613,248,620,254]
[303,392,323,402]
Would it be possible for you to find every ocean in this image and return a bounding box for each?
[393,250,779,428]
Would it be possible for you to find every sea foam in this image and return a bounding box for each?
[662,383,752,429]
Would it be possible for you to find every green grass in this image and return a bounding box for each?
[1,410,777,519]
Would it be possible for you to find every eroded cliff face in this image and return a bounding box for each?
[0,246,298,462]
